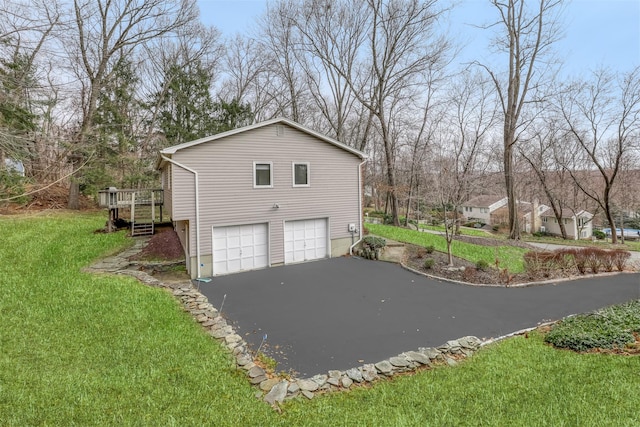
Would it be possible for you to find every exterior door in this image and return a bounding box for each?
[284,218,328,264]
[212,224,268,275]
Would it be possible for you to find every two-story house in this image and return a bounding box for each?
[157,118,366,278]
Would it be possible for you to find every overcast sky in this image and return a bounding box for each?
[197,0,640,78]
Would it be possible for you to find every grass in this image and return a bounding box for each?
[2,212,639,425]
[367,223,527,273]
[281,332,640,426]
[418,223,496,237]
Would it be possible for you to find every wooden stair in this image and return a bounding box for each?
[132,221,154,236]
[130,194,156,237]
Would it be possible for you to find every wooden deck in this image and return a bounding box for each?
[98,188,164,236]
[98,188,163,209]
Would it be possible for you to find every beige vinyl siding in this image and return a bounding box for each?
[170,123,362,265]
[171,166,197,221]
[162,164,173,216]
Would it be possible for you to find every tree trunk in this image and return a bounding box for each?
[381,122,399,226]
[504,142,520,239]
[405,173,414,227]
[605,199,618,244]
[68,177,80,210]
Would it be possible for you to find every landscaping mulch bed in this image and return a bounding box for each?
[129,226,185,261]
[403,243,573,286]
[404,244,500,284]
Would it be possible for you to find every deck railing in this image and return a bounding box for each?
[98,188,163,209]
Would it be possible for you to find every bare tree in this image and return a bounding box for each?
[479,0,563,239]
[518,118,571,238]
[64,0,197,209]
[257,0,311,123]
[293,0,371,147]
[558,67,640,244]
[0,0,60,172]
[432,71,496,265]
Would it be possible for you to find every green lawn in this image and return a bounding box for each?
[367,223,527,273]
[418,223,496,237]
[2,212,639,425]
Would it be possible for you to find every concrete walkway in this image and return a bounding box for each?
[198,257,640,377]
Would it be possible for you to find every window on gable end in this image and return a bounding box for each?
[292,162,310,187]
[254,162,273,188]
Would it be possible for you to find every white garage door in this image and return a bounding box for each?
[284,218,328,264]
[212,224,268,275]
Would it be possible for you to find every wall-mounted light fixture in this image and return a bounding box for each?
[273,203,280,209]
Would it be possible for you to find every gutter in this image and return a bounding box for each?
[350,158,368,255]
[160,154,202,279]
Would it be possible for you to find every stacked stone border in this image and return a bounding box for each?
[86,237,484,407]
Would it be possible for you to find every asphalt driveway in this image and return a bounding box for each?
[198,257,640,377]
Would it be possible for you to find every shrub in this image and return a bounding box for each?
[532,230,552,237]
[545,301,640,352]
[425,244,435,254]
[0,169,30,205]
[523,251,556,276]
[462,266,477,281]
[592,229,606,240]
[475,259,489,271]
[573,249,587,274]
[612,249,631,271]
[359,236,386,260]
[423,258,435,269]
[583,247,605,274]
[601,251,615,272]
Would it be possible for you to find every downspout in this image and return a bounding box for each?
[350,158,368,255]
[160,154,202,279]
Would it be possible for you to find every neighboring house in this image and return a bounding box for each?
[157,118,366,278]
[460,196,508,225]
[540,208,593,240]
[522,202,549,233]
[492,201,548,232]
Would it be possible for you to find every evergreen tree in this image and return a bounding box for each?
[211,98,254,133]
[157,61,217,144]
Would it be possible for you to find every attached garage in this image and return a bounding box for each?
[284,218,328,264]
[212,224,268,275]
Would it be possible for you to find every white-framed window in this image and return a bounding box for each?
[292,162,310,187]
[542,216,548,223]
[253,162,273,188]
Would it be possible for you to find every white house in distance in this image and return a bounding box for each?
[540,208,593,240]
[460,196,508,225]
[157,118,366,278]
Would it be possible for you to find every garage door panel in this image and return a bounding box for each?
[284,218,328,264]
[213,223,269,275]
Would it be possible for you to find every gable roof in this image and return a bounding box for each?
[540,208,592,219]
[462,195,506,208]
[158,117,366,160]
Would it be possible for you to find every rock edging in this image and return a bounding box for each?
[169,279,482,406]
[87,244,483,408]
